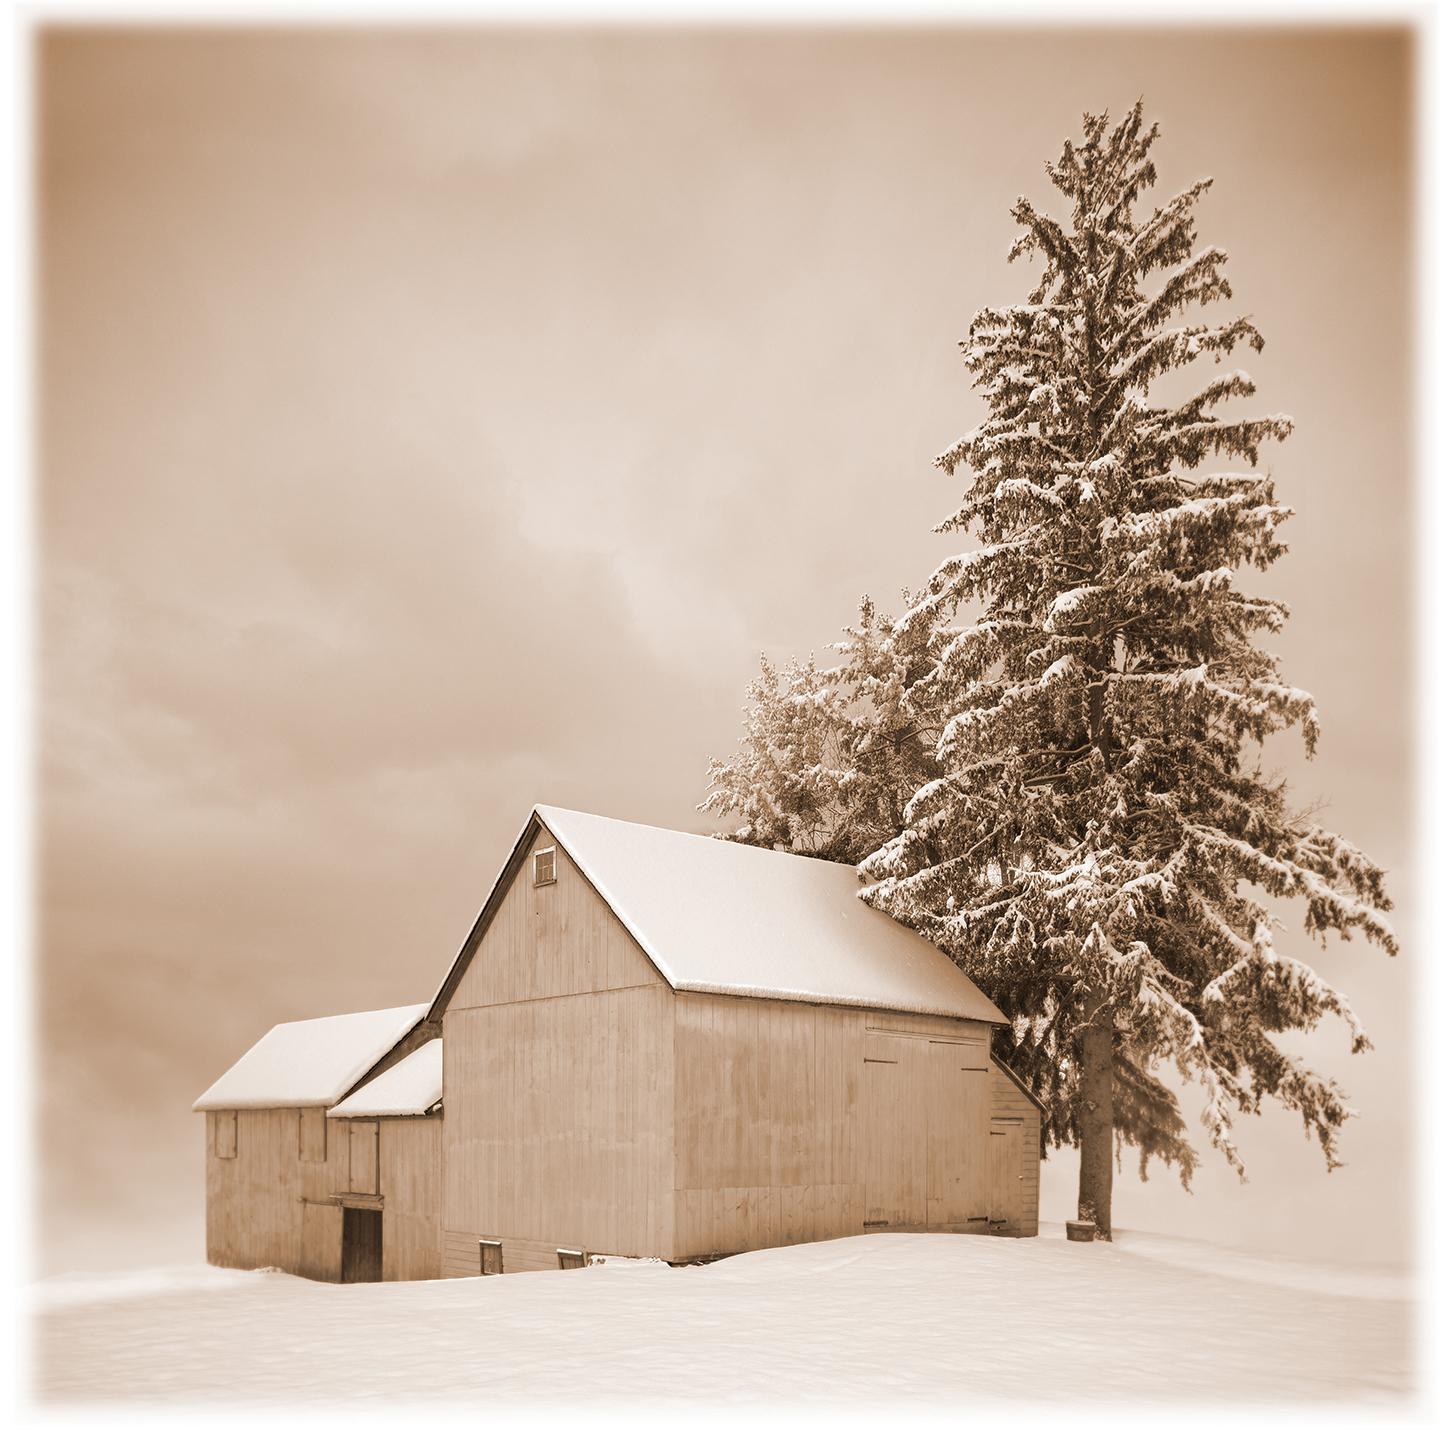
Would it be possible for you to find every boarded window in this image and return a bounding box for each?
[348,1121,379,1194]
[533,847,557,887]
[556,1248,586,1270]
[300,1109,327,1164]
[214,1110,237,1160]
[480,1240,503,1276]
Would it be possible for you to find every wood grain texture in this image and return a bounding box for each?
[988,1065,1041,1237]
[299,1199,342,1282]
[205,1107,305,1273]
[347,1121,379,1195]
[205,1107,443,1280]
[448,823,661,1011]
[442,823,675,1267]
[441,1230,583,1276]
[925,1039,990,1226]
[672,996,1012,1256]
[379,1114,442,1280]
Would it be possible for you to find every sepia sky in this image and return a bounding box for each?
[35,25,1414,1273]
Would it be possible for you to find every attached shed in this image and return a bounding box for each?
[431,805,1043,1277]
[328,1038,444,1281]
[194,1003,442,1282]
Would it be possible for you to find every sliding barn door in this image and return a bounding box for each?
[926,1039,991,1227]
[861,1035,927,1228]
[861,1029,995,1231]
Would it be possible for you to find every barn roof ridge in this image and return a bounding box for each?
[193,1002,429,1112]
[328,1036,444,1118]
[426,803,1007,1027]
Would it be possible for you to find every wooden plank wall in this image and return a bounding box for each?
[442,1231,570,1277]
[379,1115,443,1281]
[670,995,1000,1258]
[988,1066,1042,1237]
[206,1107,351,1278]
[441,824,675,1275]
[205,1107,444,1281]
[448,824,661,1011]
[672,996,1032,1258]
[921,1035,991,1226]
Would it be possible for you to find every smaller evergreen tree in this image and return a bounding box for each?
[701,598,939,864]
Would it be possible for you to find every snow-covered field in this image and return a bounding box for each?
[29,1225,1413,1407]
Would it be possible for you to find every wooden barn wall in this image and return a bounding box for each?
[206,1107,351,1279]
[988,1067,1042,1237]
[448,823,659,1011]
[205,1107,443,1281]
[673,994,861,1256]
[671,995,1017,1259]
[379,1115,443,1280]
[441,824,675,1274]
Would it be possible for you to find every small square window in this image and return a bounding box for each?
[556,1247,586,1270]
[533,847,557,887]
[214,1110,237,1160]
[480,1240,503,1276]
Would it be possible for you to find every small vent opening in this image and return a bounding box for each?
[533,847,557,887]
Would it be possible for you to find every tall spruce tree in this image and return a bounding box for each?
[857,102,1395,1236]
[704,101,1396,1238]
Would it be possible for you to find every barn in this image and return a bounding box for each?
[194,1003,444,1282]
[196,803,1043,1282]
[433,805,1042,1274]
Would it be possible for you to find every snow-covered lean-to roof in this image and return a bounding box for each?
[430,806,1007,1025]
[192,1003,428,1111]
[328,1038,443,1118]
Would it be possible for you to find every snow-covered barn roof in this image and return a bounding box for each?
[429,806,1007,1025]
[192,1004,428,1111]
[328,1038,443,1118]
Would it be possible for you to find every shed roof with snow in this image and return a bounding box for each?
[193,1003,428,1111]
[429,805,1007,1025]
[328,1038,443,1118]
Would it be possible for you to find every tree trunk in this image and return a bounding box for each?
[1077,1010,1115,1240]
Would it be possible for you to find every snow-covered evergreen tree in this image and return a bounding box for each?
[701,598,938,864]
[858,102,1396,1236]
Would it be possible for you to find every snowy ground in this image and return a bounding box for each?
[29,1224,1414,1407]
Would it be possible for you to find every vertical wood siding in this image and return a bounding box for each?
[441,824,674,1275]
[671,994,1018,1258]
[205,1108,311,1275]
[987,1066,1042,1236]
[448,824,659,1011]
[205,1106,443,1281]
[923,1039,991,1226]
[347,1121,379,1195]
[379,1115,442,1280]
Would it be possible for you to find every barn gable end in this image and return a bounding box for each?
[439,819,675,1272]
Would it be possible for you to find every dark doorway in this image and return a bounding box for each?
[341,1206,382,1284]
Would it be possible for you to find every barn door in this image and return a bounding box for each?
[348,1121,379,1195]
[926,1040,990,1227]
[299,1201,343,1283]
[988,1123,1022,1227]
[862,1036,927,1228]
[341,1206,383,1283]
